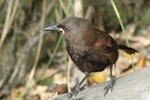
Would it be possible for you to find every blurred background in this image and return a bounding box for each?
[0,0,150,100]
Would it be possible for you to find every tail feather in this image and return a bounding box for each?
[118,44,138,54]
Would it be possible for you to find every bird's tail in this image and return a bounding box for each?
[118,44,138,54]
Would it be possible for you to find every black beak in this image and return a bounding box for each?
[42,25,62,32]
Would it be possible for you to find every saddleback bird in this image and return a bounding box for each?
[42,16,137,98]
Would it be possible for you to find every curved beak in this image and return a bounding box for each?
[42,25,62,32]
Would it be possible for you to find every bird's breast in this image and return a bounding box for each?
[66,43,114,72]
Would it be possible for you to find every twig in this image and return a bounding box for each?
[85,6,95,20]
[20,0,47,98]
[0,0,19,48]
[67,57,72,93]
[74,0,83,17]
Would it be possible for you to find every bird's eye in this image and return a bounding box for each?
[63,26,68,31]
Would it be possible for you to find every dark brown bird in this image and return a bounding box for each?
[42,16,137,97]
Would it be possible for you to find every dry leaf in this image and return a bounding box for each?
[11,88,22,100]
[87,72,106,85]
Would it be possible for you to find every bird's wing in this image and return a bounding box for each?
[94,37,117,53]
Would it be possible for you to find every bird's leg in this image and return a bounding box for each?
[68,72,90,98]
[104,65,115,96]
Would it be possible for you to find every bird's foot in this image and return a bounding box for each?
[68,84,80,98]
[104,78,115,96]
[68,84,87,98]
[68,73,90,98]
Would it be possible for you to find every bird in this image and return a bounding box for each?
[42,16,137,97]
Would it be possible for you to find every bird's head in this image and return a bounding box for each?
[42,16,91,40]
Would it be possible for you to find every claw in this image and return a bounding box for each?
[68,84,80,98]
[73,84,80,96]
[104,78,115,96]
[68,73,90,98]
